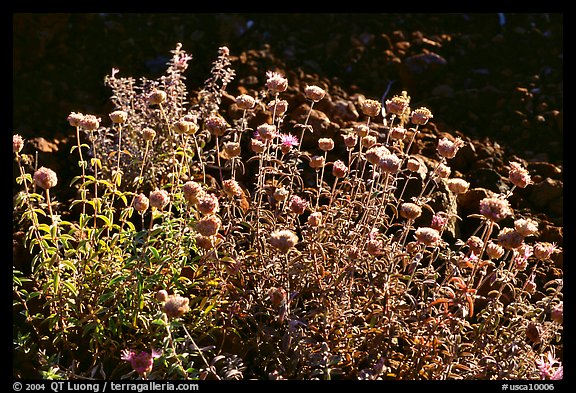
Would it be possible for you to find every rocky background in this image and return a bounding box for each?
[13,12,563,251]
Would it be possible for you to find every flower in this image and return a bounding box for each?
[332,160,349,178]
[533,242,557,261]
[486,241,505,259]
[536,352,562,380]
[109,110,128,124]
[273,186,289,202]
[121,349,161,377]
[221,141,241,159]
[388,126,407,141]
[318,138,335,152]
[280,133,299,148]
[205,115,229,136]
[411,107,433,125]
[343,133,358,149]
[304,85,326,102]
[360,99,382,117]
[266,71,288,93]
[400,202,422,221]
[256,124,277,141]
[550,302,563,324]
[235,94,256,110]
[149,189,170,210]
[250,138,266,154]
[309,155,325,170]
[361,135,377,148]
[174,119,198,135]
[497,227,524,250]
[437,137,464,159]
[414,227,441,247]
[13,134,24,154]
[142,128,156,141]
[353,124,370,138]
[182,181,203,204]
[466,236,484,255]
[365,145,390,165]
[407,157,422,172]
[269,229,299,254]
[447,178,470,194]
[307,212,323,227]
[430,212,449,231]
[156,289,169,303]
[33,167,58,190]
[163,294,190,319]
[79,114,101,131]
[385,94,410,116]
[289,195,308,215]
[479,197,512,222]
[378,153,402,173]
[196,193,220,215]
[133,193,150,213]
[67,112,85,127]
[268,99,289,116]
[509,161,532,188]
[148,89,167,105]
[196,215,222,237]
[222,179,243,197]
[514,218,539,237]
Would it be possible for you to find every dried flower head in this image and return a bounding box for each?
[414,227,441,247]
[479,197,513,222]
[514,218,539,237]
[497,227,524,250]
[79,114,101,131]
[269,229,299,254]
[205,115,229,136]
[67,112,85,127]
[156,289,169,303]
[509,161,532,188]
[121,349,161,377]
[385,94,410,116]
[533,242,557,261]
[195,234,214,250]
[411,107,433,125]
[142,127,157,141]
[466,236,484,255]
[148,89,167,105]
[332,160,349,178]
[354,124,370,138]
[343,133,358,149]
[273,186,289,202]
[250,138,266,154]
[407,157,422,172]
[149,189,170,210]
[307,211,323,227]
[196,193,220,215]
[388,126,407,141]
[13,134,24,154]
[400,202,422,221]
[366,145,390,165]
[551,302,563,324]
[268,99,289,116]
[235,94,256,110]
[222,179,243,197]
[174,119,198,135]
[256,124,277,141]
[437,137,465,159]
[266,71,288,93]
[309,155,326,170]
[486,241,505,259]
[378,153,402,173]
[109,110,128,124]
[33,167,58,190]
[196,215,222,237]
[133,193,150,213]
[304,85,326,102]
[222,141,241,159]
[289,195,308,215]
[318,138,335,152]
[361,135,377,148]
[163,294,190,319]
[360,99,382,117]
[448,178,470,194]
[183,181,203,205]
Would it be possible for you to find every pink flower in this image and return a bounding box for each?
[121,349,161,377]
[280,133,299,147]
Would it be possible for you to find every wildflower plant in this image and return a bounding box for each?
[13,43,562,381]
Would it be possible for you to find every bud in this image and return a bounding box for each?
[235,94,256,110]
[400,202,422,221]
[525,321,542,344]
[509,161,532,188]
[79,114,101,131]
[266,71,288,93]
[533,242,557,261]
[497,227,524,250]
[256,124,277,141]
[343,133,358,149]
[67,112,85,127]
[318,138,335,152]
[205,115,229,137]
[388,126,407,141]
[361,135,377,148]
[411,107,433,125]
[250,138,266,154]
[289,195,308,215]
[182,181,203,205]
[437,137,465,159]
[309,155,325,170]
[268,99,289,116]
[378,154,402,173]
[222,141,241,159]
[514,218,539,237]
[354,124,370,138]
[486,241,505,259]
[447,178,470,194]
[196,215,222,237]
[414,227,441,247]
[479,197,513,222]
[196,193,219,215]
[307,212,323,227]
[222,179,243,197]
[466,236,484,255]
[360,99,382,117]
[407,157,422,172]
[174,119,198,135]
[142,127,157,141]
[385,94,410,116]
[156,289,169,303]
[550,302,563,324]
[273,186,289,202]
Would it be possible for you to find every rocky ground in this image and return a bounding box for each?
[13,12,563,253]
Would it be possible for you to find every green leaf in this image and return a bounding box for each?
[62,280,78,297]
